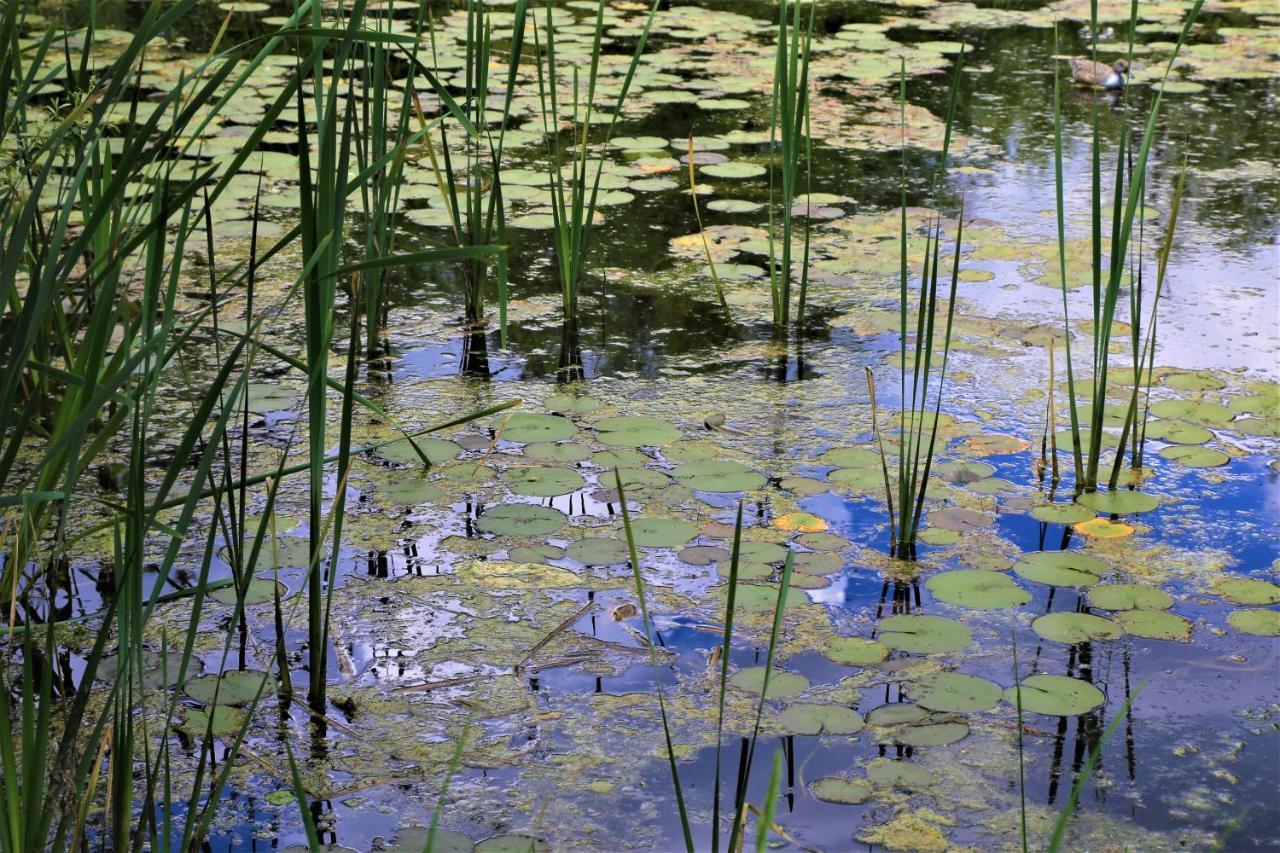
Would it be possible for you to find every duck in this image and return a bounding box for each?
[1067,57,1129,89]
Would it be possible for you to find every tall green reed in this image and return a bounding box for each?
[531,0,657,364]
[767,0,814,336]
[868,53,965,559]
[1053,0,1203,492]
[617,475,794,852]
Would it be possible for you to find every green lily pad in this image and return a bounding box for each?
[730,667,809,699]
[664,441,718,462]
[866,759,935,790]
[926,570,1031,609]
[567,537,630,565]
[1088,584,1173,611]
[866,704,928,726]
[595,416,681,447]
[1144,420,1214,445]
[725,581,803,613]
[778,703,865,735]
[671,460,766,492]
[677,545,729,565]
[508,544,564,562]
[738,541,788,563]
[1213,577,1280,605]
[97,649,196,689]
[792,551,843,575]
[825,636,890,666]
[378,437,461,466]
[878,614,972,654]
[475,835,549,853]
[544,393,602,414]
[1077,490,1161,515]
[1004,675,1104,716]
[1163,370,1225,392]
[383,478,446,504]
[700,161,766,179]
[628,517,697,548]
[524,442,592,463]
[476,504,566,536]
[184,669,275,706]
[1158,445,1229,468]
[498,413,577,443]
[593,449,648,468]
[1031,612,1123,644]
[209,575,287,606]
[1031,503,1097,524]
[828,467,885,490]
[894,721,970,748]
[180,705,247,737]
[1014,551,1110,588]
[910,672,1002,713]
[933,461,996,483]
[383,828,473,853]
[820,447,881,467]
[502,467,585,497]
[1226,609,1280,637]
[810,777,872,804]
[1113,608,1192,641]
[795,532,848,551]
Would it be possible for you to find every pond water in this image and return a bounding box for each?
[25,0,1280,850]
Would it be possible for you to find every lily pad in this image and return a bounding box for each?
[497,413,577,443]
[910,672,1002,713]
[1158,445,1229,468]
[878,614,972,654]
[894,721,970,748]
[671,460,765,492]
[628,517,697,548]
[184,669,275,706]
[825,636,890,666]
[476,504,566,536]
[475,835,549,853]
[1226,609,1280,637]
[730,667,809,699]
[1088,584,1173,611]
[567,537,630,565]
[383,478,446,504]
[778,703,865,735]
[462,561,580,590]
[1004,675,1104,717]
[524,442,592,463]
[866,704,928,726]
[701,161,766,179]
[595,416,681,447]
[773,512,827,533]
[1077,490,1161,515]
[181,705,247,737]
[677,545,729,565]
[209,575,287,606]
[1031,612,1123,644]
[1031,503,1097,524]
[1113,609,1192,641]
[926,570,1031,609]
[866,759,935,790]
[1213,577,1280,606]
[378,437,461,466]
[933,461,996,483]
[502,467,585,497]
[810,777,872,804]
[1014,551,1109,588]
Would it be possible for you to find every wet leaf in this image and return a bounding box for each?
[1004,674,1104,716]
[476,504,567,536]
[1014,551,1109,588]
[778,703,865,735]
[730,667,809,698]
[1113,609,1193,641]
[910,672,1002,713]
[1088,583,1173,611]
[878,614,972,654]
[810,777,872,804]
[927,570,1031,608]
[1031,612,1123,644]
[1226,609,1280,637]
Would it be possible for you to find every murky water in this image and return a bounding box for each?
[25,0,1280,850]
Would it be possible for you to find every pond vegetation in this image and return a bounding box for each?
[0,0,1277,850]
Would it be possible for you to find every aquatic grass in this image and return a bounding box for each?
[424,0,529,361]
[1047,684,1144,852]
[530,0,658,364]
[687,135,731,322]
[766,0,814,335]
[871,53,965,559]
[1053,0,1204,492]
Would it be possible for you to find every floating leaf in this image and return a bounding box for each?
[730,667,809,699]
[475,835,549,853]
[210,576,287,606]
[525,442,592,463]
[671,460,765,492]
[778,703,865,735]
[502,467,585,497]
[927,570,1031,609]
[497,413,577,443]
[1114,609,1192,641]
[1014,551,1109,588]
[383,478,445,505]
[933,461,996,483]
[866,759,935,790]
[1088,584,1173,611]
[1158,445,1229,468]
[595,416,681,447]
[461,561,580,590]
[1226,609,1280,637]
[1031,612,1123,644]
[773,512,827,533]
[810,777,872,804]
[1004,675,1104,716]
[825,636,889,667]
[866,704,928,726]
[476,504,566,537]
[894,721,970,748]
[567,537,630,566]
[1031,503,1096,524]
[1075,518,1135,539]
[180,705,247,737]
[184,669,275,706]
[1213,577,1280,606]
[1077,490,1160,515]
[910,672,1002,714]
[378,437,461,466]
[878,614,972,654]
[677,545,729,565]
[629,517,697,548]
